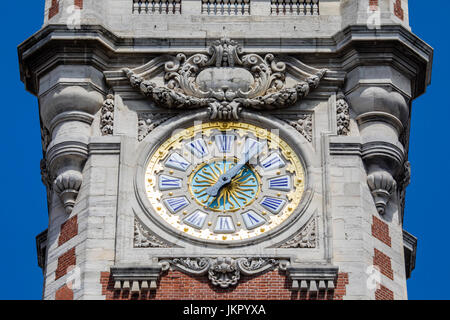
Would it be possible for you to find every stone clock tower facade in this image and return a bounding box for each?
[19,0,432,300]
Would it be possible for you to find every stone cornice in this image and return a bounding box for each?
[18,24,433,99]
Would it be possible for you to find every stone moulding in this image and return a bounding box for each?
[118,38,328,120]
[287,265,338,292]
[111,265,162,292]
[160,257,288,289]
[110,260,338,294]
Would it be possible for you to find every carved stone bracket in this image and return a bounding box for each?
[111,265,163,293]
[121,38,328,120]
[160,257,289,289]
[287,265,339,293]
[101,94,114,135]
[367,170,397,215]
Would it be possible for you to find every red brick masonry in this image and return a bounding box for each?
[55,247,76,280]
[55,284,74,300]
[372,216,391,247]
[373,248,394,280]
[74,0,83,9]
[49,0,59,19]
[101,271,349,300]
[394,0,404,20]
[375,284,394,300]
[58,215,78,246]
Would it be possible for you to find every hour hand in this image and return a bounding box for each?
[205,144,261,197]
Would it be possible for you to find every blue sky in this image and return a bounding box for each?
[0,1,447,300]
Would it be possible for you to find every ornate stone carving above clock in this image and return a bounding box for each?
[118,38,329,120]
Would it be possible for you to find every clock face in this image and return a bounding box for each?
[144,121,305,243]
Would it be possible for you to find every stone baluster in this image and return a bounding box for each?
[312,0,319,15]
[243,0,250,15]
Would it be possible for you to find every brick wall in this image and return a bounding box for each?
[394,0,404,20]
[48,0,59,19]
[372,216,391,247]
[58,215,78,246]
[333,273,349,300]
[55,284,74,300]
[101,270,348,300]
[369,0,379,10]
[373,248,394,280]
[74,0,83,9]
[375,284,394,300]
[55,247,76,280]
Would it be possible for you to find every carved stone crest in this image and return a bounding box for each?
[161,257,288,288]
[122,38,327,120]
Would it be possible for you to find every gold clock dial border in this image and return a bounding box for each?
[144,121,306,242]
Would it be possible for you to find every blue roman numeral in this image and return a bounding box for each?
[260,197,286,214]
[165,153,190,171]
[159,175,182,191]
[260,153,285,171]
[214,216,235,233]
[215,135,234,153]
[164,197,189,213]
[241,210,265,230]
[268,176,291,191]
[184,211,207,229]
[187,139,209,158]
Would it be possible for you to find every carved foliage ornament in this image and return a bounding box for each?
[161,257,288,288]
[123,38,327,120]
[278,217,317,249]
[134,218,177,248]
[336,92,350,136]
[138,112,175,141]
[101,94,114,136]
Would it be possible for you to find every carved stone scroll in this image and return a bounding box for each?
[122,38,327,120]
[160,257,289,289]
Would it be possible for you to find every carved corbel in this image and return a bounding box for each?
[347,86,409,214]
[39,86,104,214]
[367,170,397,215]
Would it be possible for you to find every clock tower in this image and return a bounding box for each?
[19,0,432,300]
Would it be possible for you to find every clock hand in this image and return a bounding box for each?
[205,144,261,197]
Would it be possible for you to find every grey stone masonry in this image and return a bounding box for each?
[19,0,431,300]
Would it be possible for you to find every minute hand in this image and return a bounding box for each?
[205,147,260,197]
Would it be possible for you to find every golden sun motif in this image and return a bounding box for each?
[189,159,261,212]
